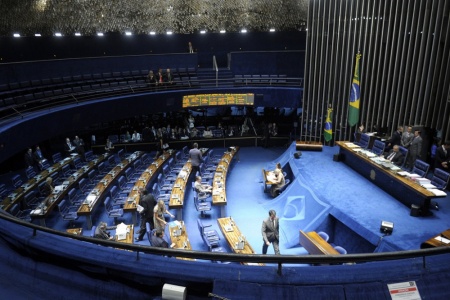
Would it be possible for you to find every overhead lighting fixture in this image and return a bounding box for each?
[125,31,132,36]
[75,32,81,36]
[97,32,104,36]
[200,30,206,34]
[166,31,173,35]
[35,33,41,37]
[149,31,156,35]
[220,30,226,34]
[269,28,276,32]
[240,29,247,33]
[13,33,21,38]
[55,33,62,37]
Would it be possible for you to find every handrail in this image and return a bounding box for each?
[213,55,219,87]
[1,209,449,267]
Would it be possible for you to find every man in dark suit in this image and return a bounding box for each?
[261,210,280,255]
[384,145,404,166]
[64,137,76,156]
[189,143,203,176]
[150,229,174,248]
[434,141,450,170]
[24,148,34,168]
[135,189,156,242]
[386,126,403,152]
[73,136,85,159]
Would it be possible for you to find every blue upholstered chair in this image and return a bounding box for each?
[430,169,450,190]
[25,166,37,180]
[197,219,220,249]
[355,133,370,148]
[317,231,330,242]
[194,197,212,217]
[334,246,347,255]
[9,203,32,222]
[371,140,385,156]
[412,159,430,178]
[57,199,79,226]
[104,196,123,224]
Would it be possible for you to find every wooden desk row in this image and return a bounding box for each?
[124,151,173,224]
[299,230,339,255]
[169,221,194,260]
[212,146,239,217]
[31,153,109,227]
[421,229,450,249]
[217,217,264,265]
[2,154,78,211]
[78,151,144,229]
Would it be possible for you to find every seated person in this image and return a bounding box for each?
[270,169,285,197]
[194,176,212,199]
[41,177,54,197]
[383,145,404,166]
[105,138,115,152]
[94,222,113,240]
[150,229,175,248]
[203,129,213,138]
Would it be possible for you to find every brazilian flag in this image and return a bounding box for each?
[324,107,333,142]
[348,52,362,126]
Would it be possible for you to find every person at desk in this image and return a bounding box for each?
[41,177,54,197]
[153,200,174,231]
[94,222,114,240]
[384,145,404,166]
[261,210,280,255]
[435,141,450,171]
[150,229,175,248]
[64,138,76,155]
[194,176,213,199]
[269,169,285,198]
[105,138,115,152]
[135,189,156,242]
[189,143,203,176]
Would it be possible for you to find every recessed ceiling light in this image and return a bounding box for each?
[75,32,81,36]
[166,31,173,35]
[220,30,226,34]
[149,31,156,35]
[200,30,206,34]
[125,31,132,36]
[13,33,20,37]
[269,28,276,32]
[35,33,41,37]
[55,33,62,37]
[97,32,104,36]
[240,29,247,33]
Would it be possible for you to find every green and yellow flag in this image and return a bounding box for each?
[348,52,362,126]
[324,107,333,142]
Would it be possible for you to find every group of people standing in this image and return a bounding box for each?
[147,68,175,87]
[24,145,46,170]
[64,135,86,158]
[382,126,422,169]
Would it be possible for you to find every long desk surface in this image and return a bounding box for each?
[123,151,172,224]
[78,151,143,229]
[420,229,450,249]
[336,141,442,216]
[299,230,339,255]
[30,154,109,226]
[217,217,264,265]
[2,155,78,211]
[211,146,239,211]
[168,221,194,260]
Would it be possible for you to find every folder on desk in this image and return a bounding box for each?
[428,189,447,196]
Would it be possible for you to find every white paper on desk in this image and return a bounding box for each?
[397,171,410,176]
[434,236,450,244]
[344,142,359,148]
[421,183,437,189]
[428,189,447,196]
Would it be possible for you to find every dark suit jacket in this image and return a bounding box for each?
[261,217,279,243]
[140,194,156,219]
[384,150,404,166]
[435,146,449,169]
[389,131,402,146]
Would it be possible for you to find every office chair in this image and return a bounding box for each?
[412,159,430,178]
[104,196,124,224]
[194,197,212,218]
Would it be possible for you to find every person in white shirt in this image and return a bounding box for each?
[131,131,141,142]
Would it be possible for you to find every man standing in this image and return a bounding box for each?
[408,130,423,169]
[401,126,414,148]
[64,137,76,155]
[261,210,280,255]
[135,189,156,242]
[189,142,203,176]
[24,148,34,168]
[386,126,403,152]
[73,136,85,159]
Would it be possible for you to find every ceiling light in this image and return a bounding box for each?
[200,30,206,34]
[75,32,81,36]
[35,33,41,37]
[166,31,173,35]
[269,28,276,32]
[240,29,247,33]
[13,33,20,37]
[220,30,226,34]
[149,31,156,35]
[125,31,132,36]
[97,32,104,36]
[55,33,62,37]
